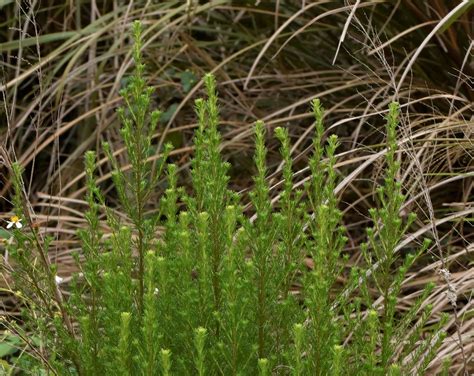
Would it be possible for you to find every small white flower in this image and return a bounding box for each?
[55,275,64,285]
[6,216,22,229]
[154,288,159,296]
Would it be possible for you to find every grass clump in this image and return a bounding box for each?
[2,21,447,375]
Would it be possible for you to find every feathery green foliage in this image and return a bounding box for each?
[2,21,449,375]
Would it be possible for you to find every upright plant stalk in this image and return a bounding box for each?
[274,127,304,299]
[78,150,104,373]
[250,120,275,358]
[142,251,160,375]
[369,103,405,370]
[291,323,306,375]
[305,99,347,374]
[8,160,83,374]
[273,126,306,356]
[359,102,444,373]
[160,349,172,376]
[129,21,148,314]
[108,20,168,315]
[194,327,207,376]
[190,74,232,338]
[118,312,132,374]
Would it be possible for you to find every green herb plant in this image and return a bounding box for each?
[2,21,446,375]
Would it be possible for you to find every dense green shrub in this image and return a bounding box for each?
[3,22,446,375]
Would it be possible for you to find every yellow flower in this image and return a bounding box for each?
[6,216,22,229]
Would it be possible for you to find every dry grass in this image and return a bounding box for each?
[1,1,473,373]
